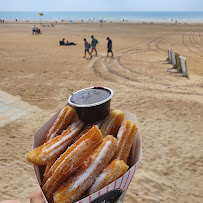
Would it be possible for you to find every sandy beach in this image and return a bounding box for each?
[0,22,203,203]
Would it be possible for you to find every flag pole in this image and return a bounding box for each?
[39,12,43,26]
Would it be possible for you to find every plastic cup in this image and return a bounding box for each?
[68,87,113,123]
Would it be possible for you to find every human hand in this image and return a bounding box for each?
[30,189,46,203]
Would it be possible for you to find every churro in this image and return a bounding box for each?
[75,120,104,142]
[44,106,76,142]
[114,120,137,163]
[53,135,118,203]
[100,110,124,137]
[41,125,103,202]
[88,159,129,195]
[26,118,85,165]
[43,158,57,179]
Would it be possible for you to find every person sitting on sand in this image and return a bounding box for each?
[107,37,113,57]
[59,38,76,46]
[65,40,76,46]
[32,25,36,34]
[59,38,65,45]
[35,27,41,34]
[83,38,92,58]
[62,38,65,45]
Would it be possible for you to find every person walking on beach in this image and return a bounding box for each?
[32,25,36,34]
[90,35,98,55]
[107,37,113,57]
[83,38,92,58]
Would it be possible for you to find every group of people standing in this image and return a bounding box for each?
[83,35,113,58]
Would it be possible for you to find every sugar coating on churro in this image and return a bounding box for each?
[88,159,129,195]
[42,120,84,159]
[26,119,85,165]
[43,158,57,179]
[72,140,112,189]
[42,125,103,202]
[44,106,76,142]
[114,120,137,163]
[76,120,104,142]
[96,120,104,128]
[116,123,126,139]
[100,110,124,137]
[53,135,118,203]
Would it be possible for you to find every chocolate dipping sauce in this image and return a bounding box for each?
[68,87,113,123]
[70,87,111,106]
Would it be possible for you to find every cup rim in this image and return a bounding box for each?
[68,87,113,108]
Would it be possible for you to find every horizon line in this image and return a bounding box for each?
[0,10,203,12]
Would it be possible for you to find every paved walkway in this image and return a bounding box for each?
[0,90,27,127]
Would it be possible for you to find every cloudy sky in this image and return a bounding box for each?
[0,0,202,12]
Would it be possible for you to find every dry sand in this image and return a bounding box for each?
[0,22,203,203]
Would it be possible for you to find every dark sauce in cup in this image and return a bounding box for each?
[68,87,113,123]
[70,87,111,105]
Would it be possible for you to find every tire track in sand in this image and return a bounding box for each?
[182,32,202,57]
[89,34,203,97]
[188,32,203,56]
[199,31,203,42]
[91,56,115,82]
[191,32,203,50]
[101,55,203,97]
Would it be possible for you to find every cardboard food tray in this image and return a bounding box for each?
[33,110,142,203]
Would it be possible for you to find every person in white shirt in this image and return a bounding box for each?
[32,25,36,34]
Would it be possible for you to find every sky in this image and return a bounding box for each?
[0,0,202,12]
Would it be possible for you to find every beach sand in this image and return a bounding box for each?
[0,22,203,203]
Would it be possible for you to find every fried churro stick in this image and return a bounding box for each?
[41,125,103,202]
[75,120,104,142]
[114,120,137,163]
[75,123,96,142]
[43,158,57,179]
[44,106,76,142]
[26,118,85,165]
[100,110,124,137]
[88,159,129,195]
[53,135,118,203]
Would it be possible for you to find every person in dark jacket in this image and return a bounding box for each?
[107,37,113,57]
